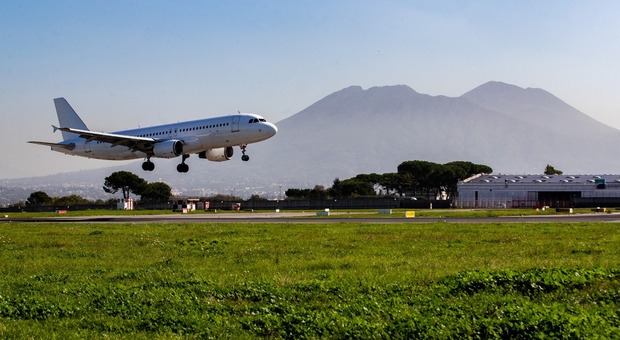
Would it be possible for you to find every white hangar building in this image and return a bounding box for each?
[456,174,620,208]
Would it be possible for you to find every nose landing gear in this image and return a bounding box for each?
[241,144,250,161]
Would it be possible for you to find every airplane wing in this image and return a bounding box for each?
[57,127,157,153]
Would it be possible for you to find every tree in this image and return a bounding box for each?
[248,194,268,201]
[53,195,90,206]
[308,185,329,199]
[284,188,309,199]
[140,182,172,202]
[397,160,439,198]
[330,178,343,198]
[378,172,405,196]
[103,171,147,199]
[284,185,329,199]
[26,191,52,206]
[443,161,493,198]
[544,164,563,175]
[330,178,375,198]
[396,160,493,199]
[353,173,386,195]
[283,159,492,201]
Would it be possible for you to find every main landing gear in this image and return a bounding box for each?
[142,158,155,171]
[144,147,250,173]
[241,144,250,162]
[177,154,190,173]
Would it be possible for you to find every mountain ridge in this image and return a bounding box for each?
[462,81,617,136]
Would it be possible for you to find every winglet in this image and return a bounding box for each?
[52,125,59,133]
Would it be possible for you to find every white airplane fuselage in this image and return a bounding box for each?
[30,98,277,173]
[53,114,276,160]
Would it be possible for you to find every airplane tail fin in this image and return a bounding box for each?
[54,97,89,140]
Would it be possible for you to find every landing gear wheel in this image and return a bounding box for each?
[177,163,189,173]
[142,160,155,171]
[240,144,249,162]
[177,154,190,173]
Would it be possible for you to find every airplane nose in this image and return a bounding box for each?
[266,122,277,136]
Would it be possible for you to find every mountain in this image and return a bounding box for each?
[257,81,620,184]
[3,81,620,203]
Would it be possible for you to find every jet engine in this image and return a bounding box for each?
[198,147,234,162]
[152,140,183,158]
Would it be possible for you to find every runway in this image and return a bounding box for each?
[4,211,620,223]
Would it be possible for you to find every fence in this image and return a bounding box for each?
[0,203,117,213]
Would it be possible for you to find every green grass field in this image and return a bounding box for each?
[0,221,618,338]
[1,207,605,219]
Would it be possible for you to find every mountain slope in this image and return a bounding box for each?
[462,81,618,137]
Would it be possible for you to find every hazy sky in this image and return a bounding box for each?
[2,1,620,179]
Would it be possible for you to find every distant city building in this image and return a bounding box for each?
[457,174,620,208]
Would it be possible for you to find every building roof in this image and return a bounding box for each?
[461,174,620,185]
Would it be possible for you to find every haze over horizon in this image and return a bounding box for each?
[3,1,620,179]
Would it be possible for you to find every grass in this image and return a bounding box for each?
[3,206,610,220]
[0,221,618,338]
[310,207,614,219]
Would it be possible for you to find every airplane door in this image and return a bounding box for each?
[232,115,240,132]
[85,141,92,153]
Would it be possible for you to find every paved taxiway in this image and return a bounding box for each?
[3,212,620,223]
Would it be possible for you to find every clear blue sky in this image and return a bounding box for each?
[2,1,620,179]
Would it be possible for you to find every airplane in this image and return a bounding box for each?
[29,98,278,173]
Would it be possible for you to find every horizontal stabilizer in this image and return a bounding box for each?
[28,141,76,150]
